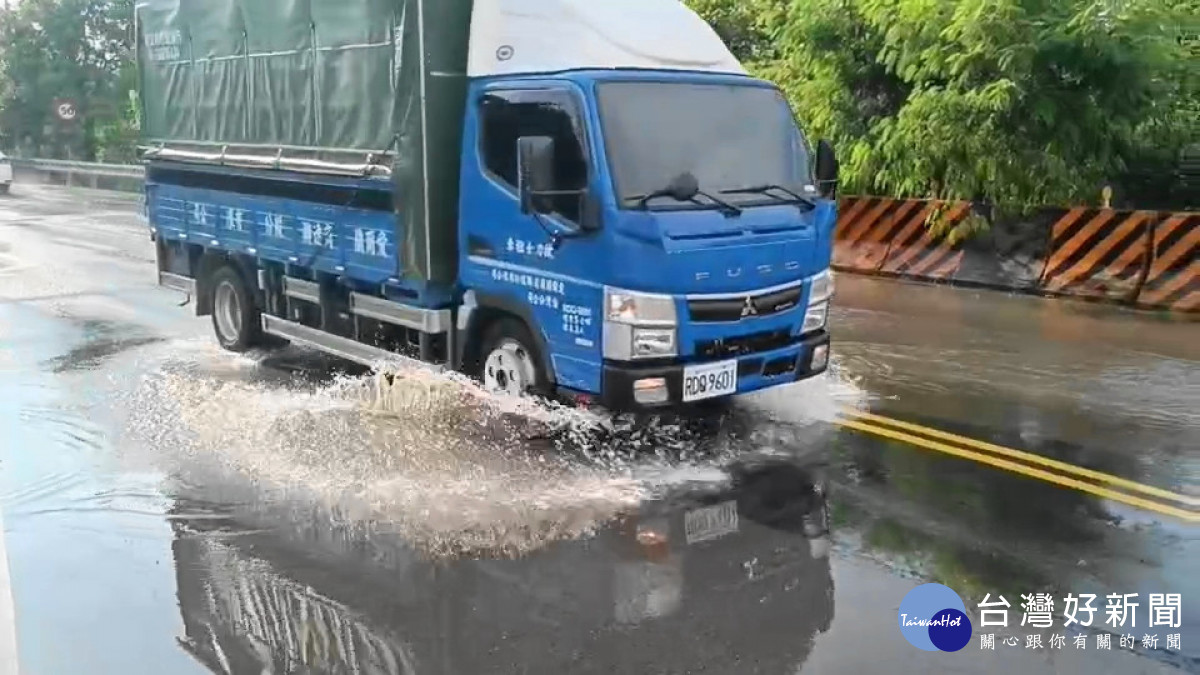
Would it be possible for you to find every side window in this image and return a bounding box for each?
[479,90,589,223]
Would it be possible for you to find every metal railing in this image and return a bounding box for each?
[9,158,145,192]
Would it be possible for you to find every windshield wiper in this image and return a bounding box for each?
[627,172,742,217]
[627,191,742,217]
[720,184,817,210]
[630,189,678,210]
[694,190,743,217]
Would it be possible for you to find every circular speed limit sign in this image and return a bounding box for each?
[53,99,78,122]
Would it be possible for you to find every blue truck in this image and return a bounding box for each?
[138,0,837,411]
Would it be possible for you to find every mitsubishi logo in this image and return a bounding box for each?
[740,296,758,318]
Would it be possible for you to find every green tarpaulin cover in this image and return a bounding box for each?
[136,0,473,284]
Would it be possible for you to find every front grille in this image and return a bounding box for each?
[696,329,795,359]
[687,285,803,323]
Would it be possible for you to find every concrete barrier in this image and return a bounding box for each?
[952,209,1055,291]
[1137,212,1199,313]
[1037,208,1156,303]
[832,197,898,273]
[876,200,968,281]
[834,197,1199,315]
[834,198,971,283]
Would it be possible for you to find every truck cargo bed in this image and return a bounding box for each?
[136,0,474,285]
[147,161,453,307]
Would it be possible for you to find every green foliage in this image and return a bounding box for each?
[0,0,1190,212]
[0,0,134,160]
[690,0,1194,211]
[686,0,782,61]
[94,62,140,163]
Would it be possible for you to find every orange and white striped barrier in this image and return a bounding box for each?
[832,197,1198,315]
[1138,212,1199,313]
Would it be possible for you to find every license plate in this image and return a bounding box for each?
[685,500,739,544]
[682,359,738,402]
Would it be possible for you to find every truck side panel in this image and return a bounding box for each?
[149,183,401,286]
[463,260,606,394]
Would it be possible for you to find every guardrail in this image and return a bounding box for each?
[10,158,144,192]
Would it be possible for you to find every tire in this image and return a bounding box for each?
[0,183,10,195]
[209,265,263,352]
[478,318,550,398]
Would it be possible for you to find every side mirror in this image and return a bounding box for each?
[579,192,603,232]
[517,135,556,214]
[815,139,839,200]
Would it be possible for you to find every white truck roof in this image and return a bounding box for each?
[467,0,747,78]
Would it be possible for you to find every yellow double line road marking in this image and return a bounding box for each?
[835,408,1199,523]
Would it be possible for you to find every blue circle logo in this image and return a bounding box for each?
[898,583,973,652]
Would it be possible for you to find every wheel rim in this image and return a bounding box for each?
[482,339,537,396]
[213,279,242,343]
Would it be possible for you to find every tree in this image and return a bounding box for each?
[686,0,781,62]
[689,0,1192,210]
[0,0,134,160]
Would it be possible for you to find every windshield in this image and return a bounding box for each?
[596,81,812,209]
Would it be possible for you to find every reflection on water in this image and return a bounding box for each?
[169,455,835,675]
[96,338,839,672]
[173,531,418,674]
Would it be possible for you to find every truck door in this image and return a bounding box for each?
[459,84,606,395]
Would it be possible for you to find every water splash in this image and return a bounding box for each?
[119,343,859,558]
[120,357,646,557]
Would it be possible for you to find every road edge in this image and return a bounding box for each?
[0,504,18,675]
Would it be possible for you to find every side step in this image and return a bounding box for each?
[279,276,450,333]
[282,276,320,304]
[158,271,196,295]
[349,292,451,333]
[261,315,440,372]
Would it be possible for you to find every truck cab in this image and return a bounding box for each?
[142,0,836,412]
[459,70,835,409]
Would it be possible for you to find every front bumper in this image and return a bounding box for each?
[599,331,831,411]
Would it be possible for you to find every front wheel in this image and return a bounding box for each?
[209,265,264,352]
[479,318,550,398]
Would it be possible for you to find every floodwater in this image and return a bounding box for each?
[1,184,1197,674]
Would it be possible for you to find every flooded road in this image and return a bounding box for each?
[1,184,1197,674]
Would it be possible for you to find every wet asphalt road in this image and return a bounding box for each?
[0,183,1197,675]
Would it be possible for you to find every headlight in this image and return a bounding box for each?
[603,287,679,361]
[605,288,677,327]
[803,302,828,334]
[809,270,834,306]
[632,328,675,357]
[604,325,678,360]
